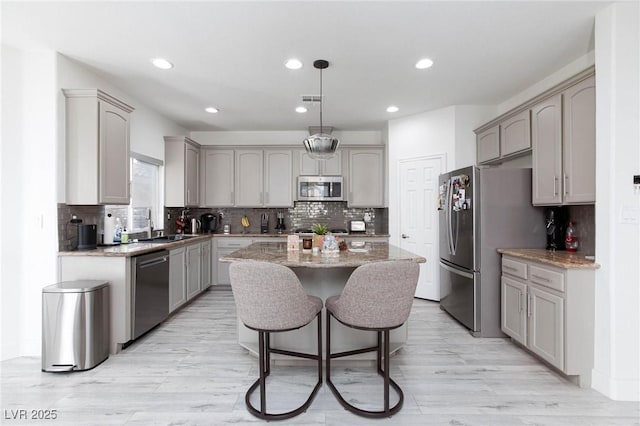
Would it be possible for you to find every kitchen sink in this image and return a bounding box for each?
[139,235,197,243]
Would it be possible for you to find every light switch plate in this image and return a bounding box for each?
[620,206,640,224]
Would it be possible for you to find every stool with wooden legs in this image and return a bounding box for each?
[325,260,420,418]
[229,261,323,421]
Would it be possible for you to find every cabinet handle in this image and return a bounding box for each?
[553,176,558,196]
[531,274,550,282]
[260,192,263,204]
[527,294,532,317]
[265,192,269,204]
[564,174,568,196]
[519,293,522,313]
[503,265,517,272]
[187,189,190,203]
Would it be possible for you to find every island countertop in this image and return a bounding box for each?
[220,241,425,268]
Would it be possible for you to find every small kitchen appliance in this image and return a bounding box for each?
[545,207,567,251]
[200,213,219,233]
[349,220,366,233]
[275,212,286,233]
[297,176,343,201]
[260,213,269,234]
[191,218,201,234]
[66,217,97,250]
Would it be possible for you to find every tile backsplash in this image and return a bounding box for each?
[166,202,389,235]
[567,204,595,256]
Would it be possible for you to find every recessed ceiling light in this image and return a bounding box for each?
[386,106,399,113]
[415,58,434,69]
[152,58,173,70]
[205,107,219,114]
[285,59,303,70]
[295,106,307,113]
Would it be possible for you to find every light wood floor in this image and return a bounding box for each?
[2,288,638,425]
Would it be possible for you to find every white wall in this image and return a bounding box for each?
[1,46,59,359]
[592,2,640,401]
[190,130,382,146]
[0,50,188,361]
[387,105,494,245]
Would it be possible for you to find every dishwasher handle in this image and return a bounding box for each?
[138,256,168,269]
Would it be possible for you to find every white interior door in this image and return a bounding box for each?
[399,155,445,301]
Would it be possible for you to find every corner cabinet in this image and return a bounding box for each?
[500,254,595,387]
[348,147,385,207]
[164,136,200,207]
[63,89,134,205]
[201,149,235,207]
[532,75,595,205]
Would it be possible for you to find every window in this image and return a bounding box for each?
[106,153,163,234]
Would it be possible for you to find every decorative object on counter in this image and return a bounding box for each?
[322,235,339,255]
[114,217,122,242]
[302,59,340,160]
[338,240,348,251]
[241,215,250,234]
[545,207,567,251]
[565,221,579,252]
[302,238,312,251]
[311,223,329,249]
[287,235,299,251]
[175,214,186,234]
[121,228,129,244]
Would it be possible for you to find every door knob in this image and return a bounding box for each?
[401,234,410,239]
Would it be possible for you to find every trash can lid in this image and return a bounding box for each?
[42,280,108,293]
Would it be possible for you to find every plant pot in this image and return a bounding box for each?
[312,234,324,249]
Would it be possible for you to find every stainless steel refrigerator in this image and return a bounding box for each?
[438,166,545,337]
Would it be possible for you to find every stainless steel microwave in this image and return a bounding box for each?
[297,176,343,201]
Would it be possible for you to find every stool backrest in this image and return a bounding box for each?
[335,260,420,329]
[229,261,314,331]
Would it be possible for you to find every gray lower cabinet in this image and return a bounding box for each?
[186,243,201,300]
[169,247,186,313]
[214,238,253,285]
[532,75,595,205]
[500,255,595,387]
[200,239,212,290]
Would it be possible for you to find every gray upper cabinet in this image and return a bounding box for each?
[234,149,264,207]
[164,136,200,207]
[348,147,384,207]
[500,109,531,157]
[562,76,596,204]
[264,149,293,207]
[532,94,563,205]
[201,149,234,207]
[63,89,134,205]
[532,75,595,206]
[476,125,500,164]
[298,150,342,175]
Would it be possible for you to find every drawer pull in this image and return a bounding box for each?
[503,265,518,271]
[531,274,550,282]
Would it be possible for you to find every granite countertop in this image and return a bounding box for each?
[220,241,425,268]
[58,234,213,257]
[498,248,600,269]
[212,233,390,238]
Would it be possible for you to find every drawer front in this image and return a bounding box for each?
[216,238,252,249]
[529,264,565,292]
[502,257,528,280]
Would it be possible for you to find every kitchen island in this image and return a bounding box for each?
[221,241,425,362]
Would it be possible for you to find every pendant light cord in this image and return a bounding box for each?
[319,67,323,134]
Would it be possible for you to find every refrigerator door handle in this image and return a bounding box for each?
[446,179,455,255]
[439,261,474,279]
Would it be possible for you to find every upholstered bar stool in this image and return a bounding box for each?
[229,261,323,420]
[325,260,419,418]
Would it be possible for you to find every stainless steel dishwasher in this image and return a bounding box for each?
[131,250,169,340]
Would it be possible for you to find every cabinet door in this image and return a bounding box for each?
[476,125,500,164]
[200,240,212,290]
[299,150,342,175]
[529,285,564,370]
[169,248,186,313]
[185,144,200,206]
[216,239,252,285]
[186,244,201,300]
[235,150,264,206]
[563,76,596,204]
[349,149,384,207]
[501,276,527,345]
[500,110,531,157]
[201,149,235,207]
[264,150,293,207]
[99,101,130,204]
[532,94,563,205]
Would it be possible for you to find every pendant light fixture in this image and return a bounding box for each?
[303,59,340,159]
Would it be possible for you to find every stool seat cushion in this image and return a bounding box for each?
[325,261,419,329]
[230,261,323,331]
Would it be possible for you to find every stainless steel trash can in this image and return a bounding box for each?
[42,280,109,372]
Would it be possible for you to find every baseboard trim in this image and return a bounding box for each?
[592,368,640,401]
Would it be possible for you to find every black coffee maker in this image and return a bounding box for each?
[200,213,220,233]
[545,207,568,251]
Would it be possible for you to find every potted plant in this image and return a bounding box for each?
[311,223,329,249]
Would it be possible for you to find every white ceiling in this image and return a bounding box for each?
[2,1,608,132]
